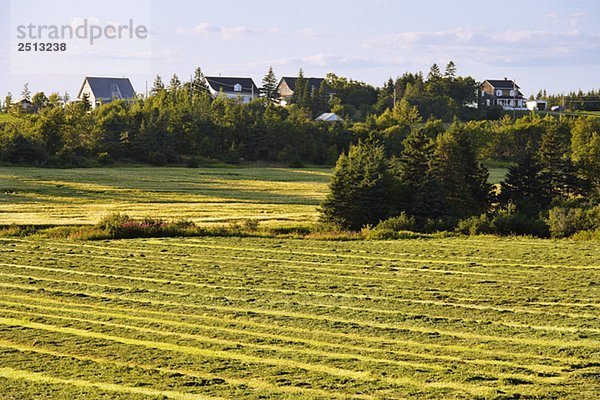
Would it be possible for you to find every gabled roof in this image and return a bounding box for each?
[205,77,258,95]
[315,112,343,122]
[78,77,136,100]
[484,79,520,89]
[279,77,327,92]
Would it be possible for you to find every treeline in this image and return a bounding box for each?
[0,64,598,169]
[321,115,600,239]
[0,87,349,167]
[534,89,600,112]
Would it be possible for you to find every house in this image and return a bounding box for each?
[315,112,343,122]
[204,77,259,103]
[276,77,328,106]
[77,77,136,109]
[526,100,548,111]
[480,78,526,110]
[13,99,34,111]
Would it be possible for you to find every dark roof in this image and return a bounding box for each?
[205,77,258,95]
[484,79,520,89]
[280,77,327,92]
[79,77,136,100]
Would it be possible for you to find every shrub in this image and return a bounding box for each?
[455,214,494,235]
[571,228,600,241]
[547,205,600,238]
[95,213,198,239]
[375,213,417,232]
[491,206,549,237]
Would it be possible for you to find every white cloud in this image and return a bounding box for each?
[177,23,285,39]
[362,27,600,68]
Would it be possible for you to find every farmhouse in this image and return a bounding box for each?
[480,78,526,110]
[13,98,34,111]
[204,76,259,103]
[77,77,136,109]
[276,76,328,106]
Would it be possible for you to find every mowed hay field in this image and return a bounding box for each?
[0,166,507,227]
[0,236,598,399]
[0,167,331,226]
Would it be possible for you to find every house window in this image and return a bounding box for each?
[234,83,242,92]
[496,90,502,96]
[509,90,515,97]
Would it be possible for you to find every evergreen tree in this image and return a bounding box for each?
[292,69,307,105]
[260,66,278,104]
[21,83,31,101]
[81,93,92,111]
[444,61,457,79]
[320,141,395,230]
[429,124,491,218]
[427,64,442,81]
[398,128,434,190]
[169,74,182,92]
[191,68,209,96]
[500,152,551,216]
[538,121,582,199]
[151,75,165,95]
[3,93,12,112]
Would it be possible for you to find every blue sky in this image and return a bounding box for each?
[1,0,599,99]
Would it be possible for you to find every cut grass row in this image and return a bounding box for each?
[1,236,598,398]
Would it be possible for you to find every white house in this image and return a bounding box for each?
[77,77,136,109]
[204,77,259,103]
[480,78,526,110]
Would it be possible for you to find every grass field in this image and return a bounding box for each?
[0,166,507,227]
[0,235,598,399]
[0,167,331,226]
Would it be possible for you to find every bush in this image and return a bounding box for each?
[547,205,600,238]
[95,213,198,239]
[571,228,600,241]
[455,214,494,235]
[491,206,549,237]
[375,213,417,232]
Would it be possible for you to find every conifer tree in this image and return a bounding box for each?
[444,61,457,79]
[21,83,31,101]
[500,152,551,216]
[320,141,395,230]
[292,69,307,105]
[191,68,209,96]
[169,74,182,92]
[398,128,434,190]
[260,66,278,104]
[151,75,165,95]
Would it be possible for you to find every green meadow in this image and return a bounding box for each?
[0,166,597,399]
[0,166,508,227]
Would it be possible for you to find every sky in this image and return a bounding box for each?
[0,0,599,100]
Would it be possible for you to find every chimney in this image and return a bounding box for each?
[504,77,508,81]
